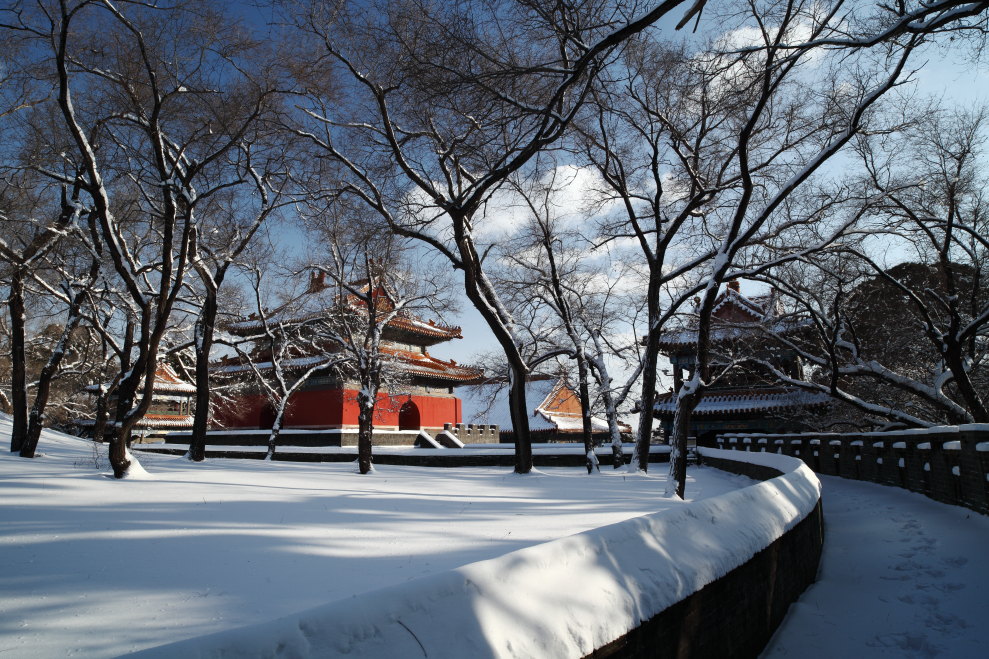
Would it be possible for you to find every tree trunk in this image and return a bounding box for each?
[266,409,283,460]
[633,272,663,472]
[507,365,533,473]
[665,385,698,499]
[91,391,110,444]
[589,333,625,468]
[110,382,137,478]
[944,343,988,423]
[454,214,533,473]
[8,270,28,453]
[108,322,138,478]
[576,351,595,471]
[188,289,218,462]
[633,321,661,472]
[22,324,75,458]
[22,259,96,458]
[357,391,374,475]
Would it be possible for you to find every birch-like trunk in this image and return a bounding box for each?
[265,409,284,461]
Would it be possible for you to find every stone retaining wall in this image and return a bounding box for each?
[132,449,822,659]
[587,449,823,659]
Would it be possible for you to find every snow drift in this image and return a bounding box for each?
[134,450,821,658]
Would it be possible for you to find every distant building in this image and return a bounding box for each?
[654,281,829,446]
[460,374,628,442]
[212,273,483,438]
[76,363,196,439]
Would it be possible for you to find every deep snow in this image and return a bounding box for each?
[0,420,748,657]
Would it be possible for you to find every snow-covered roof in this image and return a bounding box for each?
[84,363,196,396]
[654,387,831,416]
[74,414,195,429]
[151,363,197,394]
[658,283,804,351]
[214,349,483,383]
[226,276,462,344]
[461,377,623,432]
[533,379,616,433]
[459,378,559,431]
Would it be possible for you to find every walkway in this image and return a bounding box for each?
[763,475,989,658]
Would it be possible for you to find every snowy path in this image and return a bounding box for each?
[763,475,989,659]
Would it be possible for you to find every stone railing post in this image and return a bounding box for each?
[837,436,858,480]
[704,428,987,515]
[958,430,988,514]
[859,438,879,483]
[901,437,926,495]
[927,434,954,506]
[807,438,822,472]
[814,438,834,475]
[878,438,901,487]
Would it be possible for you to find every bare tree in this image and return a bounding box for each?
[219,230,444,472]
[186,140,293,462]
[3,0,283,476]
[0,60,83,452]
[497,166,609,468]
[284,0,709,473]
[752,107,989,427]
[656,0,989,498]
[574,0,966,495]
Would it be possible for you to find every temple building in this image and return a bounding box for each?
[211,274,483,437]
[654,281,829,446]
[460,373,629,443]
[76,363,196,439]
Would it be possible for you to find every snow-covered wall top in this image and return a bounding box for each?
[134,452,821,659]
[720,423,989,437]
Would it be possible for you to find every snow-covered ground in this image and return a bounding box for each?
[0,420,747,658]
[4,417,986,658]
[763,475,989,659]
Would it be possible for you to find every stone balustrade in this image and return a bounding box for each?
[443,422,500,443]
[716,425,989,514]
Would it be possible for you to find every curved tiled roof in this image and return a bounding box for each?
[226,279,461,343]
[214,348,483,384]
[388,348,482,382]
[657,284,802,351]
[74,414,195,429]
[653,386,830,416]
[152,364,197,394]
[386,314,463,340]
[84,363,196,395]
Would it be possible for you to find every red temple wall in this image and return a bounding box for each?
[211,388,462,430]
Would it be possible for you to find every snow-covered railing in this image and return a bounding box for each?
[132,450,821,659]
[717,424,989,515]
